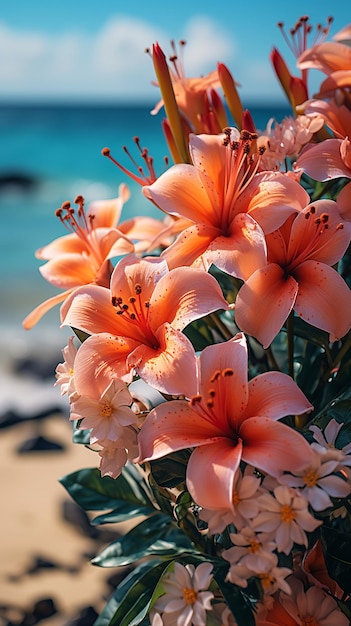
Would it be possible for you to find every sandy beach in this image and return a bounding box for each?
[0,328,133,626]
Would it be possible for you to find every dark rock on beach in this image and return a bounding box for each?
[0,406,66,430]
[0,171,38,194]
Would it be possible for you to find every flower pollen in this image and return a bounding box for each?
[280,504,296,523]
[232,489,240,506]
[301,617,319,626]
[111,282,159,349]
[303,469,319,487]
[182,586,197,605]
[102,138,159,186]
[55,196,103,271]
[248,539,261,554]
[221,128,263,230]
[100,403,113,418]
[258,572,275,591]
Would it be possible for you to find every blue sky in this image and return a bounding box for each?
[0,0,349,105]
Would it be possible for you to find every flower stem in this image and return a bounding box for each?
[286,311,295,380]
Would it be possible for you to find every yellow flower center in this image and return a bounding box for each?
[302,616,319,626]
[303,470,319,487]
[100,403,113,418]
[280,504,296,523]
[248,539,261,554]
[232,489,240,506]
[258,572,275,591]
[69,367,74,376]
[182,587,197,605]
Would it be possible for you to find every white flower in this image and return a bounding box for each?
[70,378,137,445]
[251,485,322,554]
[279,451,351,512]
[55,335,78,398]
[153,562,214,626]
[97,426,139,478]
[254,554,292,596]
[310,419,351,467]
[199,466,262,534]
[222,527,276,573]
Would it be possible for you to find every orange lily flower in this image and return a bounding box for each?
[235,201,351,348]
[151,39,225,135]
[61,254,230,396]
[23,186,134,329]
[138,333,314,511]
[143,129,309,277]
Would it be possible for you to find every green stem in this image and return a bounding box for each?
[332,329,351,370]
[286,311,295,380]
[209,312,234,341]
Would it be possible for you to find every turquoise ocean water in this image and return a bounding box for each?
[0,103,291,346]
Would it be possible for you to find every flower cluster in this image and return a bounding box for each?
[25,15,351,626]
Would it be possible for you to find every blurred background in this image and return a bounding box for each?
[0,1,348,623]
[1,0,347,368]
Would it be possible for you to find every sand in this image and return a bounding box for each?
[0,411,130,626]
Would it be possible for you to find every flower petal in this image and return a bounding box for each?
[40,253,96,288]
[288,201,351,266]
[295,139,350,181]
[240,417,314,477]
[199,334,248,426]
[294,261,351,341]
[236,171,309,233]
[149,267,229,331]
[110,254,169,305]
[128,324,198,396]
[23,289,73,330]
[204,213,267,280]
[87,184,130,228]
[73,333,138,393]
[137,401,224,463]
[186,440,243,509]
[244,371,313,421]
[143,163,217,225]
[235,264,298,348]
[161,223,221,270]
[60,284,127,336]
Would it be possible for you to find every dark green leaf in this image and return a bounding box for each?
[72,426,92,445]
[59,464,153,517]
[213,566,256,626]
[72,326,90,343]
[93,559,170,626]
[321,525,351,594]
[149,449,190,488]
[92,513,194,567]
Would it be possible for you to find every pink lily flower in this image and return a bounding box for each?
[143,129,309,277]
[138,333,314,511]
[235,200,351,348]
[23,186,134,329]
[295,100,351,182]
[61,254,230,396]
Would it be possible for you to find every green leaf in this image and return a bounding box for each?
[307,387,351,434]
[72,425,92,445]
[213,566,256,626]
[59,464,154,521]
[93,559,170,626]
[72,326,90,343]
[149,449,190,488]
[92,513,194,567]
[321,524,351,594]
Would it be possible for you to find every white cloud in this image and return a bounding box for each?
[0,15,238,101]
